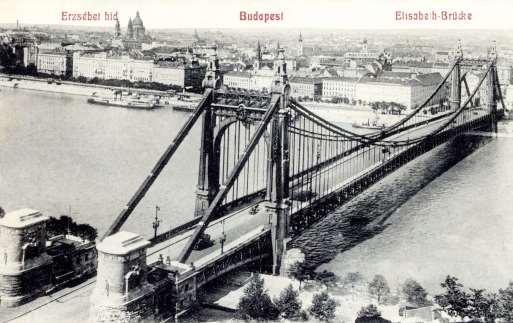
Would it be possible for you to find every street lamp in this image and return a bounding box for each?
[153,205,161,239]
[219,220,227,254]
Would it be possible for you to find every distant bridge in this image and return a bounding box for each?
[90,41,506,322]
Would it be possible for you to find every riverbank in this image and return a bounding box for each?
[0,74,182,97]
[0,75,204,110]
[304,102,404,126]
[0,74,411,125]
[196,271,420,323]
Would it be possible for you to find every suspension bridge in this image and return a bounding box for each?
[83,41,508,322]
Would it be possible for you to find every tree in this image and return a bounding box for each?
[434,275,470,319]
[46,215,97,241]
[498,282,513,322]
[467,289,499,323]
[237,274,279,320]
[288,261,312,289]
[274,284,302,320]
[401,279,429,307]
[343,272,364,293]
[356,304,391,323]
[368,275,390,304]
[315,270,338,290]
[357,304,381,318]
[308,291,338,322]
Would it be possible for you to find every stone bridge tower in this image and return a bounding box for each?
[90,231,153,323]
[0,209,52,307]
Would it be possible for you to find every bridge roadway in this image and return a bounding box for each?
[2,108,489,323]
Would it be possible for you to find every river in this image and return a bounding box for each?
[1,87,512,294]
[0,87,201,237]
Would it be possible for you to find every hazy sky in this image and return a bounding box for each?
[1,0,513,29]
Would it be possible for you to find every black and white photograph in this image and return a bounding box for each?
[0,0,513,322]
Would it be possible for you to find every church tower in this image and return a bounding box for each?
[254,40,262,70]
[114,18,121,38]
[127,17,134,39]
[297,32,303,56]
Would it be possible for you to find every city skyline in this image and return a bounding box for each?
[2,0,513,29]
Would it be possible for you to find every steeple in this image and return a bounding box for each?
[127,17,134,39]
[114,18,121,38]
[488,40,498,61]
[297,32,304,57]
[203,46,221,90]
[271,47,290,98]
[256,40,262,61]
[453,39,463,61]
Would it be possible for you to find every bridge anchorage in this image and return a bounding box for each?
[88,42,506,323]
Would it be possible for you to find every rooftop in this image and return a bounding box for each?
[97,231,150,255]
[224,71,251,78]
[289,76,321,84]
[0,208,49,229]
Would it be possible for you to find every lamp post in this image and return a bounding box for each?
[153,205,161,239]
[219,220,226,254]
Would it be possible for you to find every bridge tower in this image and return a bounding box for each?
[195,49,222,217]
[0,209,52,307]
[450,40,463,111]
[267,48,291,275]
[487,41,499,133]
[90,231,156,323]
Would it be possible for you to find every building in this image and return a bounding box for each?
[72,52,154,82]
[321,71,446,109]
[37,50,72,76]
[114,18,121,38]
[297,32,304,57]
[0,208,97,307]
[131,11,146,40]
[355,72,446,109]
[222,41,297,92]
[322,77,358,99]
[289,76,322,99]
[45,234,97,285]
[122,11,151,50]
[73,52,206,91]
[223,71,253,89]
[344,39,380,63]
[153,60,206,90]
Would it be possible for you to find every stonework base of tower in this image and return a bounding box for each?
[0,259,53,307]
[90,287,159,323]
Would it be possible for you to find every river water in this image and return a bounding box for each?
[0,87,201,237]
[1,87,512,293]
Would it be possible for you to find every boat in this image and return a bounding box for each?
[352,112,386,130]
[87,93,156,109]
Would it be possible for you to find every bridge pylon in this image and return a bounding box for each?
[267,48,292,275]
[450,40,463,111]
[487,42,499,133]
[195,49,221,217]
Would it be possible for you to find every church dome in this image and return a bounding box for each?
[132,11,144,26]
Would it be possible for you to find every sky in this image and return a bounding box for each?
[1,0,513,30]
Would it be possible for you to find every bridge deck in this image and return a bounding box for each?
[147,108,490,266]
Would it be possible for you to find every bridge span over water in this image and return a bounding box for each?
[0,42,507,323]
[93,42,507,322]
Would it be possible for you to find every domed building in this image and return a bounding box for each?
[122,11,150,50]
[131,11,146,41]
